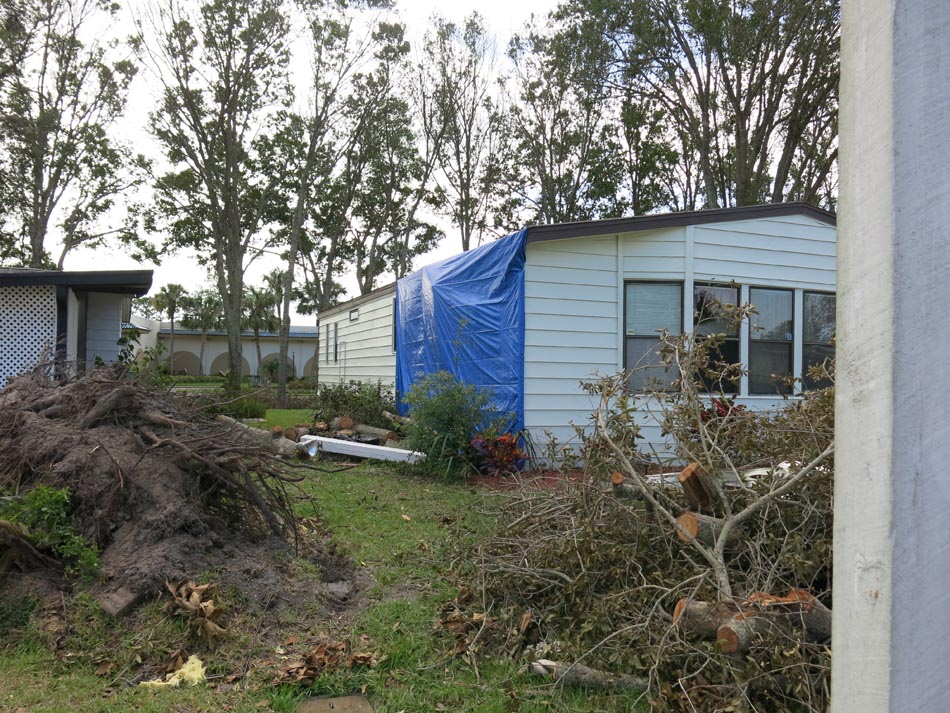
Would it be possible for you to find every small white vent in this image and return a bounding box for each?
[0,285,58,388]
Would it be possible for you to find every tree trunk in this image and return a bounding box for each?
[255,331,263,381]
[716,613,788,655]
[198,331,207,376]
[675,512,740,549]
[678,462,716,513]
[672,598,739,640]
[222,287,243,394]
[168,317,176,374]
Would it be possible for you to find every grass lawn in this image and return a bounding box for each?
[0,460,647,712]
[259,409,314,431]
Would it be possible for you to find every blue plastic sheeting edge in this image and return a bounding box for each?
[395,230,526,432]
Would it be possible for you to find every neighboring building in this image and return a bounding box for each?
[129,316,320,378]
[325,203,837,454]
[317,283,397,387]
[0,268,154,387]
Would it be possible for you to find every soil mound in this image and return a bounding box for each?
[0,367,327,611]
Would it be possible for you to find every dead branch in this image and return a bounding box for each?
[531,659,647,691]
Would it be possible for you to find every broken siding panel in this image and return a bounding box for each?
[523,236,619,449]
[319,288,396,387]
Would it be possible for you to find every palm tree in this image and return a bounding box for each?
[152,284,187,374]
[180,289,223,375]
[243,285,279,380]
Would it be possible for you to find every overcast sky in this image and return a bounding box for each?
[64,0,559,321]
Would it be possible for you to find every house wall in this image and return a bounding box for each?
[85,292,124,365]
[153,332,315,378]
[66,289,79,363]
[318,286,396,388]
[0,285,58,387]
[523,214,837,456]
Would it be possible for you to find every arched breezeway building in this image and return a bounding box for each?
[131,323,319,378]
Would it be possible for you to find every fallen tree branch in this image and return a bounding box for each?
[530,659,647,691]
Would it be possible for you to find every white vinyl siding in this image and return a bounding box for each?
[318,286,397,387]
[523,237,618,449]
[85,292,123,365]
[693,215,836,288]
[523,214,836,458]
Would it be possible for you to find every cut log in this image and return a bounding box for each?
[328,416,354,431]
[675,512,739,548]
[282,427,300,442]
[672,598,739,640]
[609,471,642,500]
[791,591,832,643]
[355,424,398,441]
[294,426,311,440]
[745,589,832,643]
[679,462,715,513]
[716,613,789,655]
[530,659,646,691]
[383,410,411,425]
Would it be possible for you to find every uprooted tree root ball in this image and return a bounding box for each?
[0,366,343,612]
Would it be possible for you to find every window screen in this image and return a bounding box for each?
[624,282,681,391]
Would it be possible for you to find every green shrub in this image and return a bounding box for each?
[0,486,99,578]
[401,371,489,479]
[314,380,395,429]
[199,392,272,419]
[170,375,226,384]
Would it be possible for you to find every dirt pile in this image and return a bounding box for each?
[0,366,332,611]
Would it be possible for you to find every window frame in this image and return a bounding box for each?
[622,279,685,392]
[747,286,795,395]
[802,290,836,390]
[693,281,741,395]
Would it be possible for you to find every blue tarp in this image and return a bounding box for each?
[395,230,526,432]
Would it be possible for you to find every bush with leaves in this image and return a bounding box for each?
[1,486,99,578]
[401,371,490,479]
[313,380,396,429]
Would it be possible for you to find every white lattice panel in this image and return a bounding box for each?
[0,285,58,388]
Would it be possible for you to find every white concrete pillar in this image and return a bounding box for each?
[835,1,950,710]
